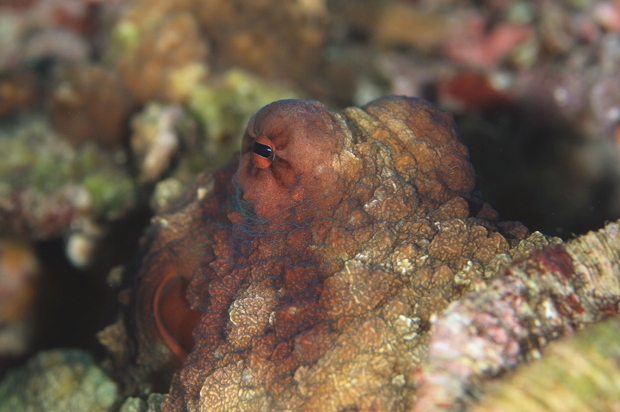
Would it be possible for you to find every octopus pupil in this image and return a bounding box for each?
[253,141,273,159]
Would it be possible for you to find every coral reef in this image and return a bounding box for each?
[0,118,135,241]
[0,0,93,72]
[49,64,130,147]
[1,1,620,411]
[120,394,164,412]
[187,0,328,85]
[0,117,136,269]
[113,10,209,105]
[130,103,186,184]
[0,348,118,412]
[0,71,38,118]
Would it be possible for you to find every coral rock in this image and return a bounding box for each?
[0,71,38,118]
[49,64,130,147]
[0,349,118,412]
[193,0,327,84]
[130,103,185,184]
[114,11,208,105]
[0,119,135,240]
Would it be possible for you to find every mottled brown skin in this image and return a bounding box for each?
[113,96,529,411]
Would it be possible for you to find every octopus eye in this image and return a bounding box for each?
[253,141,273,158]
[252,135,275,169]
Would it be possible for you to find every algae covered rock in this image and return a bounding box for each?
[0,348,119,412]
[474,318,620,412]
[119,393,165,412]
[0,117,135,242]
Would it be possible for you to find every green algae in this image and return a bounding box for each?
[474,318,620,412]
[189,69,300,146]
[0,116,135,237]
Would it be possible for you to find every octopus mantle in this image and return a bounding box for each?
[102,96,531,411]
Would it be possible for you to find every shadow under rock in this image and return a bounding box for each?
[29,206,152,360]
[453,101,619,239]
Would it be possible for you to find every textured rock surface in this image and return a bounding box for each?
[101,96,545,411]
[49,64,130,147]
[473,317,620,412]
[0,348,118,412]
[414,219,620,412]
[0,118,135,240]
[120,393,164,412]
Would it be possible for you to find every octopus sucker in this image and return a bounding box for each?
[102,96,534,411]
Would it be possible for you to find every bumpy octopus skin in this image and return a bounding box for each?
[120,96,530,411]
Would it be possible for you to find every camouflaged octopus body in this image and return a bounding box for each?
[116,96,530,411]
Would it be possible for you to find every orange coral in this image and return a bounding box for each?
[105,96,531,410]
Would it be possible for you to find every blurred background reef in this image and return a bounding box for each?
[0,0,620,409]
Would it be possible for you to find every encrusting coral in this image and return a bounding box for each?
[101,96,558,411]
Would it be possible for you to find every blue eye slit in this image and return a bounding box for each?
[253,141,273,159]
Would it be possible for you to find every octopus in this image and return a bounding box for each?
[101,96,537,411]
